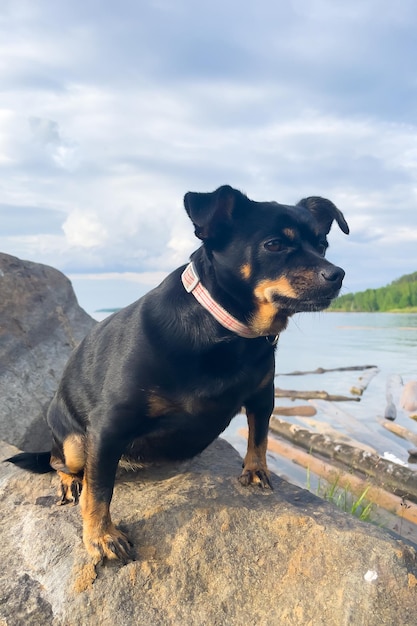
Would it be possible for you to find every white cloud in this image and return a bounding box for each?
[62,211,108,248]
[68,271,168,285]
[28,116,79,170]
[0,0,417,294]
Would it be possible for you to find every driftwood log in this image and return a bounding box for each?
[380,420,417,447]
[269,417,417,502]
[384,374,404,420]
[310,400,404,453]
[277,365,378,376]
[272,405,317,417]
[350,367,379,396]
[296,416,376,454]
[274,388,360,402]
[244,430,417,526]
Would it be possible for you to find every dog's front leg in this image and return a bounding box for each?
[80,431,133,563]
[239,384,274,490]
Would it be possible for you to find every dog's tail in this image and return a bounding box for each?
[4,451,53,474]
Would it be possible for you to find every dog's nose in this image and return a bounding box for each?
[320,265,345,285]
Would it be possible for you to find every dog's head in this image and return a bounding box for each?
[184,186,349,335]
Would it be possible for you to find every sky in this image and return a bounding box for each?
[1,0,417,315]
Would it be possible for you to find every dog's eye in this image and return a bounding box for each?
[317,241,327,256]
[264,239,285,252]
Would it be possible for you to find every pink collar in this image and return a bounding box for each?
[181,262,259,339]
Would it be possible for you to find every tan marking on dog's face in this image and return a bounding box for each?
[63,433,85,474]
[250,301,290,336]
[294,268,316,286]
[254,277,297,302]
[240,263,252,280]
[283,227,297,241]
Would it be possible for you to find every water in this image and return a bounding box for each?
[222,312,417,486]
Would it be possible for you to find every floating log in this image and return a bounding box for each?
[272,405,317,417]
[350,367,379,396]
[274,388,360,402]
[237,428,417,526]
[297,417,376,454]
[384,375,404,421]
[311,400,404,456]
[311,400,403,453]
[277,365,378,376]
[384,396,397,421]
[387,374,404,400]
[379,420,417,447]
[268,416,417,502]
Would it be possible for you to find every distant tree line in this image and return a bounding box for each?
[330,271,417,312]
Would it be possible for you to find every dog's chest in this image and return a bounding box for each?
[148,341,273,419]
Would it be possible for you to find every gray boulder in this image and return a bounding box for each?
[1,438,417,626]
[0,252,95,450]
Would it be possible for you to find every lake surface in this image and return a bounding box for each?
[223,311,417,487]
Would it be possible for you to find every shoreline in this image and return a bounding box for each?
[328,308,417,314]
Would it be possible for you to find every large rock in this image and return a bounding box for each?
[1,438,417,626]
[0,252,95,450]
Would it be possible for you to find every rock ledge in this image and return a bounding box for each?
[1,438,417,626]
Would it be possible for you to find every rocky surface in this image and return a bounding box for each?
[1,438,417,626]
[0,252,95,450]
[1,253,417,625]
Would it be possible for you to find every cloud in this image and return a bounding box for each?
[69,270,169,285]
[28,116,79,170]
[0,0,416,296]
[62,211,108,248]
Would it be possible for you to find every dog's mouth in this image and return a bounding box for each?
[270,287,341,314]
[292,295,336,313]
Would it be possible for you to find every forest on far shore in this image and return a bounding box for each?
[330,271,417,312]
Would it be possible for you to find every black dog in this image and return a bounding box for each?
[6,186,349,563]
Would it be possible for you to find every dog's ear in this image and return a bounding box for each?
[297,197,350,236]
[184,185,243,241]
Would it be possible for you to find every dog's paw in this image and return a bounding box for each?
[56,472,83,506]
[238,468,273,490]
[83,525,134,564]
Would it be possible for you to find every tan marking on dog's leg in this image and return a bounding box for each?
[63,433,85,474]
[80,478,132,563]
[239,412,272,489]
[57,470,82,505]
